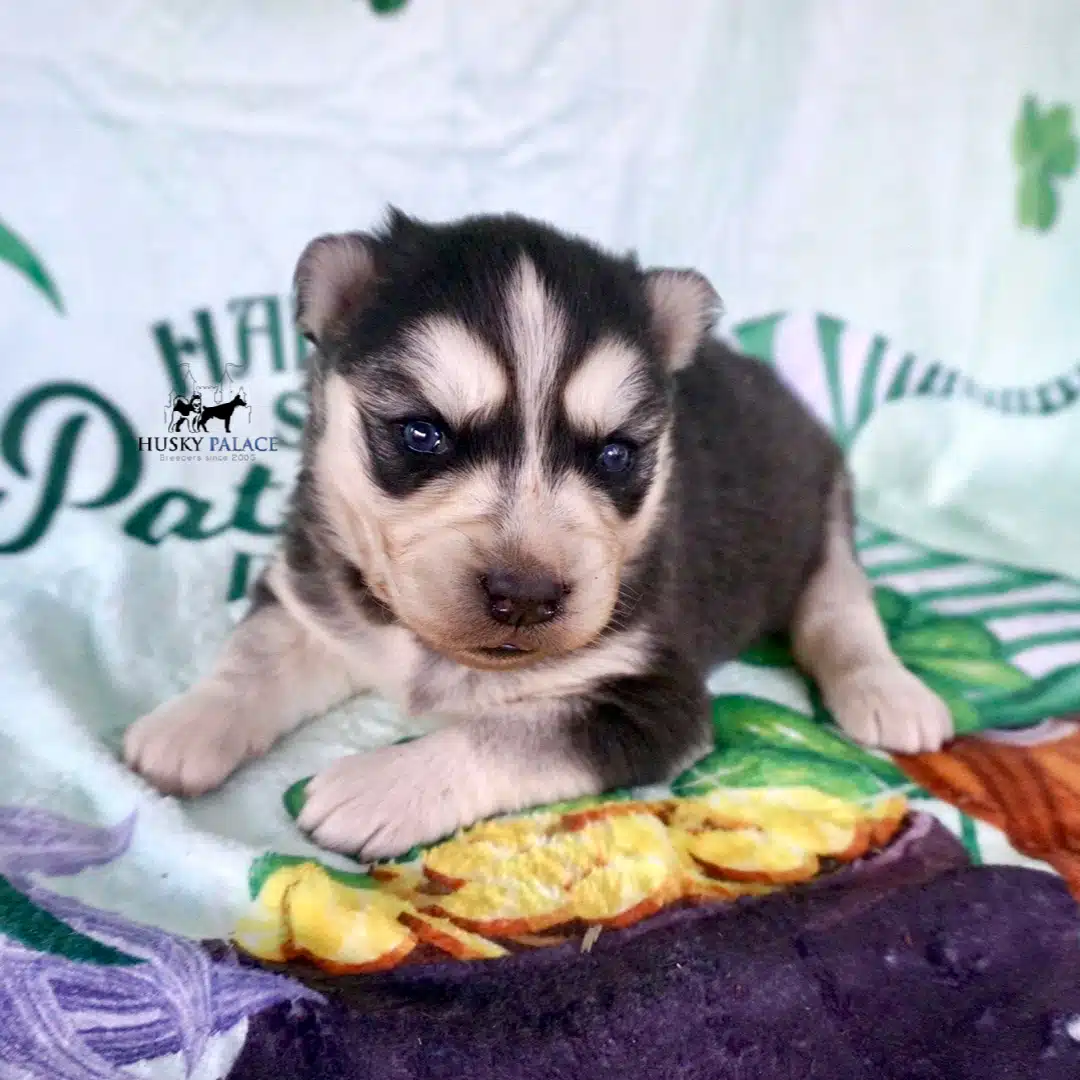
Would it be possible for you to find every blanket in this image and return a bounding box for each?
[4,311,1080,1078]
[4,2,1080,1075]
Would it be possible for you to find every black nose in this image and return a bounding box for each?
[482,568,566,627]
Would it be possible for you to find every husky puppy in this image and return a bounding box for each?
[124,211,952,858]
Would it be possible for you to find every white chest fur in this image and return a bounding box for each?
[339,615,655,723]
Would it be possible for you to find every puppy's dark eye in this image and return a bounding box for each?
[598,440,634,474]
[401,419,446,455]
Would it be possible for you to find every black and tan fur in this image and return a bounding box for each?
[124,211,952,858]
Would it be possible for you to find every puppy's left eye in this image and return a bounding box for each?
[401,419,447,455]
[598,440,634,474]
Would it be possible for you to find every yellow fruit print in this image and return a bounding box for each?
[235,788,906,974]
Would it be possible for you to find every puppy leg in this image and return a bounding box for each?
[299,650,710,858]
[124,593,355,796]
[791,476,953,753]
[297,706,593,857]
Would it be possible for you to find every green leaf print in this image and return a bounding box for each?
[871,588,1032,731]
[890,618,1003,660]
[873,586,914,629]
[903,669,983,736]
[1013,96,1044,168]
[0,876,139,965]
[0,218,64,312]
[282,776,309,822]
[739,634,795,668]
[1018,172,1058,231]
[672,746,887,800]
[873,598,1034,716]
[1013,95,1077,232]
[904,654,1033,693]
[248,852,378,900]
[1046,136,1079,177]
[1043,106,1079,175]
[737,581,1034,737]
[1014,96,1078,173]
[974,663,1080,728]
[712,695,909,786]
[731,313,783,363]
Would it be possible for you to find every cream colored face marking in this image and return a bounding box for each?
[314,372,393,598]
[403,316,510,425]
[620,425,674,563]
[306,258,669,669]
[505,258,566,496]
[562,339,647,435]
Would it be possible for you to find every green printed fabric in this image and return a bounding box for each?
[1,0,1080,1005]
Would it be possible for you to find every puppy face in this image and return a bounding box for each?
[296,211,718,670]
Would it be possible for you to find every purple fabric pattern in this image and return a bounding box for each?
[0,807,318,1079]
[4,806,1079,1079]
[231,822,1080,1080]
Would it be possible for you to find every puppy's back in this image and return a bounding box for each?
[669,339,844,668]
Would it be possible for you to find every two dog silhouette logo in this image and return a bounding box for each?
[166,363,251,434]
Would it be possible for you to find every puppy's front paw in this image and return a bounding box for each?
[825,662,955,755]
[298,736,475,859]
[124,690,270,796]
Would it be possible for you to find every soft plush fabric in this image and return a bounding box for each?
[6,321,1080,1073]
[4,3,1080,1076]
[231,858,1080,1080]
[5,512,1080,1076]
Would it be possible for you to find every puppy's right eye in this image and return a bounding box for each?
[597,440,635,474]
[400,418,447,455]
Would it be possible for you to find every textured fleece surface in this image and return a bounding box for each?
[231,830,1080,1079]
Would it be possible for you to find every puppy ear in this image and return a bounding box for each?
[644,269,722,372]
[294,233,377,346]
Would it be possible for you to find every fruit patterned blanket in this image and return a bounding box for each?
[237,786,909,971]
[8,530,1080,1080]
[228,524,1080,1078]
[7,541,1080,1080]
[232,526,1080,978]
[7,323,1080,1078]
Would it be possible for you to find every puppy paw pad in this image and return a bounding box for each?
[123,694,260,797]
[298,743,467,859]
[825,663,954,755]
